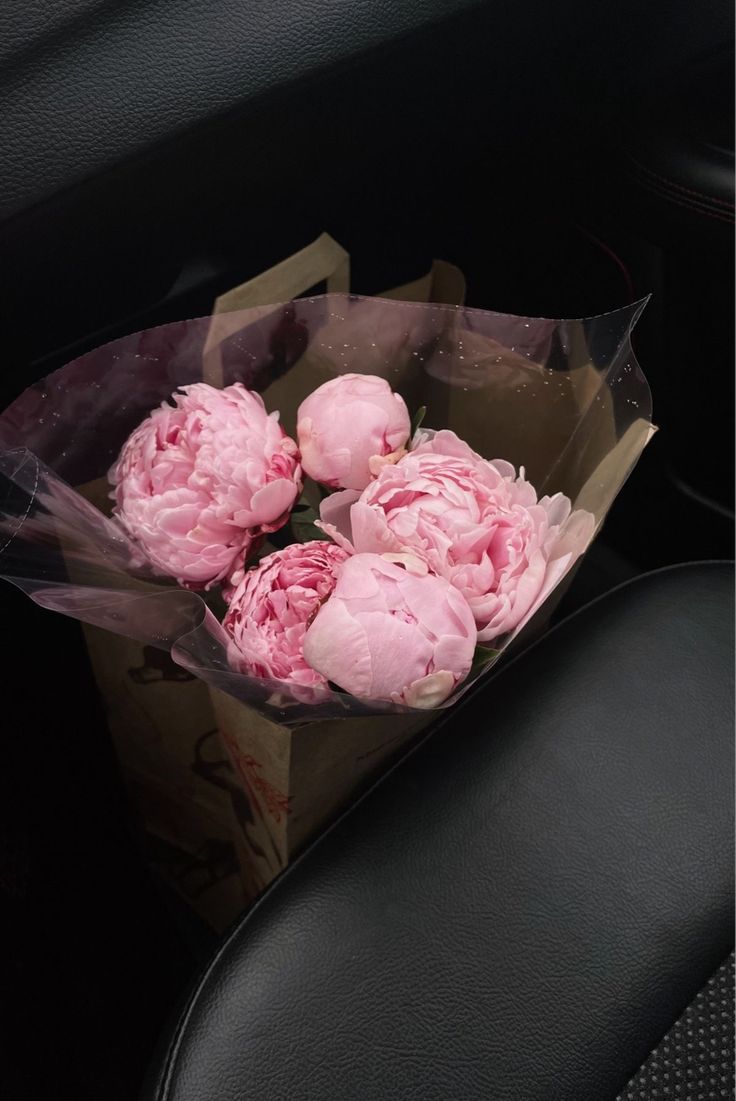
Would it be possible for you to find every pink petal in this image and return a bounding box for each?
[303,598,374,697]
[400,670,455,708]
[350,501,404,554]
[247,478,299,528]
[319,488,361,542]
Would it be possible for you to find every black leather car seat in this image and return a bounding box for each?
[626,56,734,239]
[144,562,734,1101]
[623,55,734,516]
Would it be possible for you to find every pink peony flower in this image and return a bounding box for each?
[320,430,594,644]
[223,540,349,686]
[296,373,410,491]
[109,382,302,588]
[303,553,476,707]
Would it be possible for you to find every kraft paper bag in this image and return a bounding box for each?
[68,235,467,931]
[210,690,429,890]
[40,239,652,935]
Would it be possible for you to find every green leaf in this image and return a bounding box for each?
[470,644,501,676]
[266,525,292,550]
[410,405,427,439]
[290,504,323,543]
[291,504,317,523]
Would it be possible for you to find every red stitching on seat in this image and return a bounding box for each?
[636,175,735,225]
[630,156,735,210]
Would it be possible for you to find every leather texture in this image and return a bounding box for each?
[0,0,732,225]
[0,0,554,223]
[628,137,734,228]
[1,0,732,374]
[626,57,734,235]
[616,953,734,1100]
[147,563,735,1101]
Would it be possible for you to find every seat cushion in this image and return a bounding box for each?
[625,57,734,240]
[147,563,734,1101]
[617,952,734,1099]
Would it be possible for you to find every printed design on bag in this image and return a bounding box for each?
[147,832,239,900]
[219,729,292,823]
[127,645,196,685]
[191,730,283,881]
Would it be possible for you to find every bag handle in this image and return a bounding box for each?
[203,239,466,386]
[204,234,350,386]
[212,232,350,316]
[379,259,465,307]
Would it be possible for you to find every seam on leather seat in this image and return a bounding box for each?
[152,559,734,1101]
[643,186,735,223]
[631,173,735,220]
[641,185,735,221]
[628,156,735,224]
[630,156,735,209]
[631,175,736,225]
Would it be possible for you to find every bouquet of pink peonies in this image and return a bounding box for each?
[99,365,592,709]
[0,279,653,927]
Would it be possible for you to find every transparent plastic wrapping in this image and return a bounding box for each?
[0,294,653,723]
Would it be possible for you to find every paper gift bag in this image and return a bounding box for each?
[80,626,251,930]
[69,235,467,931]
[62,476,249,930]
[10,239,651,936]
[210,691,429,891]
